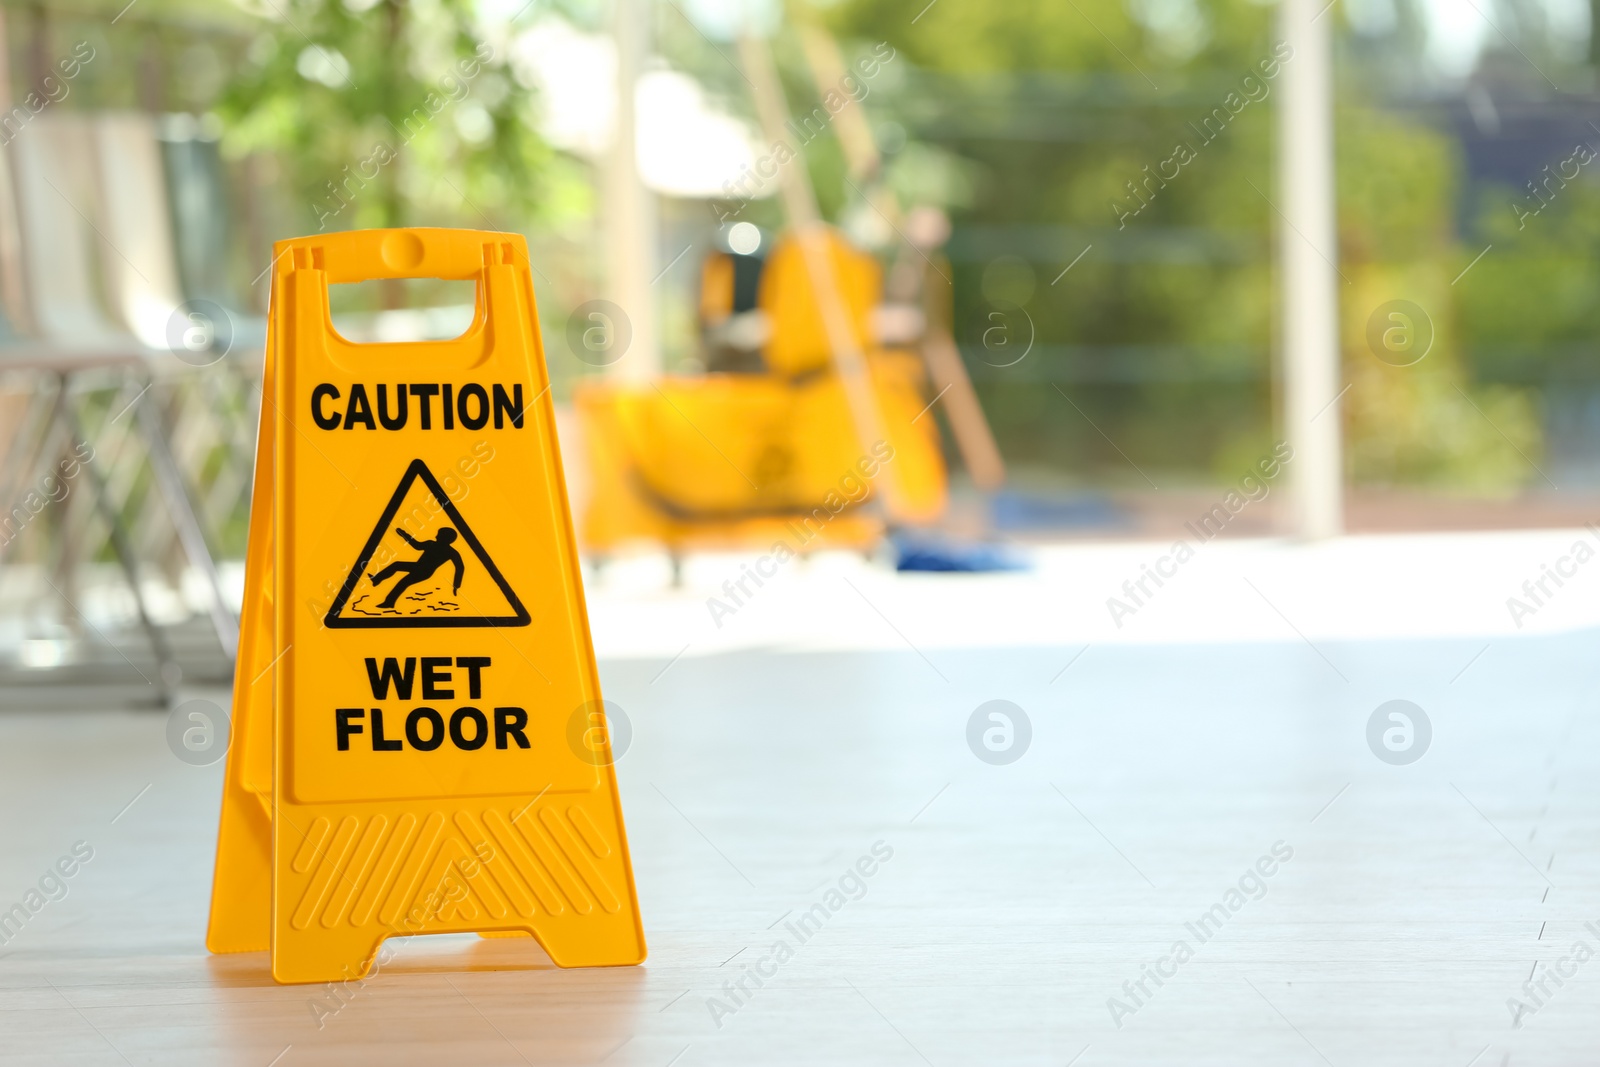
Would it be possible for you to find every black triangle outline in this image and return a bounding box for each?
[323,458,531,629]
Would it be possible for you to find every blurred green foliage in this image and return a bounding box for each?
[822,0,1547,490]
[1461,169,1600,381]
[214,0,546,256]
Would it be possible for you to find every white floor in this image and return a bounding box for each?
[586,526,1600,656]
[1,529,1597,1065]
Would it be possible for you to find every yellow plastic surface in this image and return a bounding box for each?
[699,249,736,326]
[206,228,645,984]
[575,353,946,554]
[759,229,880,378]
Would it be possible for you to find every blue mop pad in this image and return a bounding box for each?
[890,530,1030,573]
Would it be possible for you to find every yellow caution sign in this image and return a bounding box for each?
[206,228,645,984]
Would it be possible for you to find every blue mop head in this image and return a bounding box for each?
[890,530,1030,573]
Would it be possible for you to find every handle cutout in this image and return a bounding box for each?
[329,277,479,344]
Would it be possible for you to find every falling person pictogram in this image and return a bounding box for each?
[368,526,464,608]
[323,458,530,629]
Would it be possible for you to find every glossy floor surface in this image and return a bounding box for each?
[2,530,1597,1065]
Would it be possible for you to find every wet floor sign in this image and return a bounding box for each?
[206,229,645,984]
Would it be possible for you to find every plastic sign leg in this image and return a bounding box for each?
[206,327,277,955]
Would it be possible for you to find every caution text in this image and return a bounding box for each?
[311,383,524,431]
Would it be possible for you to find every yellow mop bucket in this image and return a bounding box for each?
[574,224,948,552]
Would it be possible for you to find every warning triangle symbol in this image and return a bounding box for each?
[323,459,530,629]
